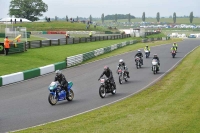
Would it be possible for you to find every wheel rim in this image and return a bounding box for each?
[50,94,57,104]
[100,87,106,97]
[68,90,74,100]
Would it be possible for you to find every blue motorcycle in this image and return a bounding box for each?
[48,81,74,105]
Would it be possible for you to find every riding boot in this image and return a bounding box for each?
[127,72,130,78]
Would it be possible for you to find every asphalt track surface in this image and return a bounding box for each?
[0,39,199,133]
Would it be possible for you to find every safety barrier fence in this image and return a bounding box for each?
[0,37,168,87]
[25,34,130,49]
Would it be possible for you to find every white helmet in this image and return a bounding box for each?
[138,49,141,52]
[55,70,62,76]
[119,59,123,63]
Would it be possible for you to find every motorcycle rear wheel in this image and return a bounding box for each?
[111,86,116,95]
[66,89,74,101]
[48,93,58,105]
[99,86,106,98]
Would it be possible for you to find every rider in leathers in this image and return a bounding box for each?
[135,50,143,65]
[98,66,116,89]
[117,59,130,78]
[54,70,68,92]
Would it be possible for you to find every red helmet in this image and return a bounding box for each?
[104,66,109,71]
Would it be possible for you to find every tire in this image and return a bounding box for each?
[136,62,139,69]
[153,66,156,74]
[111,86,116,95]
[48,93,58,105]
[99,86,106,98]
[66,89,74,101]
[119,75,123,84]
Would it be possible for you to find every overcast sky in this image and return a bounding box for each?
[0,0,199,19]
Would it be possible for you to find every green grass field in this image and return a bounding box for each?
[14,43,200,133]
[9,21,112,32]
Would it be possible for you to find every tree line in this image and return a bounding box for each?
[8,0,195,24]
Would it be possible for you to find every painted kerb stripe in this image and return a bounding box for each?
[23,68,40,80]
[54,61,66,70]
[0,77,2,86]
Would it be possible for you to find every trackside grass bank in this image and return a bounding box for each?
[14,46,200,132]
[0,38,181,76]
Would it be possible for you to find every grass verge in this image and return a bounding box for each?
[14,42,200,133]
[0,38,181,76]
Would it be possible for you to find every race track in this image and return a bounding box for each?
[0,39,199,133]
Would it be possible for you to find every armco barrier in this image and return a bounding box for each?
[1,72,24,85]
[23,68,40,80]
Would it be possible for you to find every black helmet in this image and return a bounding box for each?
[154,54,157,57]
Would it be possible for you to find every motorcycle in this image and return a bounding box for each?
[48,81,74,105]
[135,56,142,69]
[117,67,128,84]
[99,77,116,98]
[144,50,150,58]
[171,50,176,58]
[152,59,159,74]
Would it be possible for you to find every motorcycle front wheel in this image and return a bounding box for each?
[48,93,58,105]
[119,75,123,84]
[99,86,106,98]
[66,89,74,101]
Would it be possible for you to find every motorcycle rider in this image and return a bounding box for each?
[98,66,116,89]
[152,54,160,66]
[173,42,178,51]
[54,70,69,93]
[144,45,151,55]
[134,50,143,65]
[171,45,177,53]
[117,59,130,78]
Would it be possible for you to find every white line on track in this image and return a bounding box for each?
[10,44,199,133]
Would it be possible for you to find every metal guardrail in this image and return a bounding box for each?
[25,34,131,49]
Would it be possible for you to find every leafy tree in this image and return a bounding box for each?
[189,12,194,23]
[101,13,104,24]
[173,12,176,23]
[89,15,92,22]
[55,16,57,21]
[128,13,131,23]
[115,14,117,22]
[9,0,48,21]
[156,12,160,22]
[142,12,145,22]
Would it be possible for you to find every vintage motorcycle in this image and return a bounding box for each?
[99,77,116,98]
[117,67,128,84]
[48,81,74,105]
